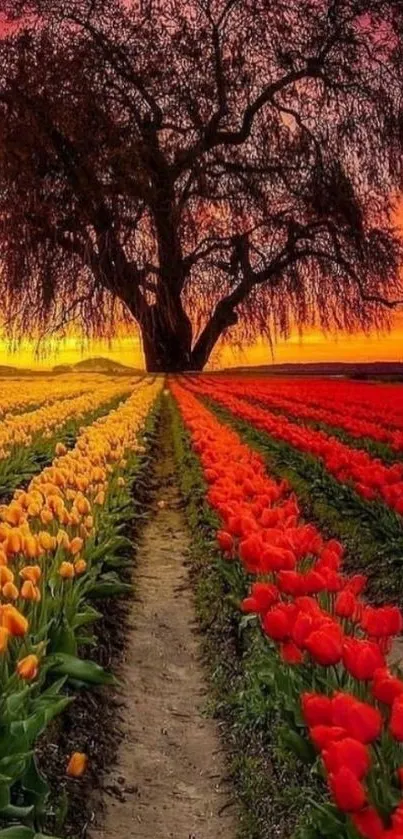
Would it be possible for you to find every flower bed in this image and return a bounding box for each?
[0,377,161,839]
[171,379,403,839]
[185,376,403,517]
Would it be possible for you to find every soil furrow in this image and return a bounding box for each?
[90,413,236,839]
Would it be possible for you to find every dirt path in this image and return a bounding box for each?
[90,414,237,839]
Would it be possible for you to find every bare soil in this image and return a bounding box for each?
[89,422,237,839]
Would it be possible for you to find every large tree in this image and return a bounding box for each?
[0,0,403,371]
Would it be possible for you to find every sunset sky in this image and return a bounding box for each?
[0,309,401,370]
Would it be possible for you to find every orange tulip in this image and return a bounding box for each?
[0,627,9,652]
[69,537,83,556]
[6,530,22,555]
[0,566,14,586]
[0,549,8,566]
[117,477,125,487]
[17,654,39,680]
[94,491,105,505]
[40,508,53,525]
[20,580,40,601]
[53,469,66,487]
[71,509,83,526]
[38,531,53,552]
[1,605,28,636]
[27,502,41,517]
[20,565,41,584]
[66,752,88,778]
[74,558,87,576]
[2,581,19,600]
[55,442,67,456]
[75,496,91,516]
[5,504,22,526]
[0,523,10,543]
[56,529,70,549]
[24,535,38,559]
[59,561,75,579]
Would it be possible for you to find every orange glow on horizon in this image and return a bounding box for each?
[0,310,401,370]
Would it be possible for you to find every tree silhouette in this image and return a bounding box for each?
[0,0,403,370]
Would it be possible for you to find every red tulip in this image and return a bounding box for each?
[280,640,303,664]
[392,802,403,831]
[351,807,384,839]
[319,567,344,593]
[331,693,382,744]
[309,725,347,751]
[345,574,367,596]
[305,625,343,667]
[260,545,296,572]
[301,693,332,727]
[335,590,358,620]
[390,695,403,741]
[277,570,305,597]
[329,766,366,812]
[262,608,291,641]
[322,738,370,779]
[217,531,234,553]
[362,606,403,639]
[239,534,264,573]
[241,582,279,615]
[303,570,327,594]
[371,669,403,706]
[342,639,384,681]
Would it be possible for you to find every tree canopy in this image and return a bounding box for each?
[0,0,403,370]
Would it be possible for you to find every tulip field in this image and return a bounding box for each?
[170,374,403,839]
[1,371,403,839]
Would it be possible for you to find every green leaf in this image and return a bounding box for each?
[5,688,30,720]
[48,654,116,685]
[22,755,50,800]
[87,580,132,598]
[72,608,102,628]
[0,754,31,780]
[18,712,46,745]
[39,677,67,698]
[278,727,315,763]
[0,804,34,819]
[49,617,77,656]
[0,783,10,811]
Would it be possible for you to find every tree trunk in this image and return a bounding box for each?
[190,302,239,371]
[140,304,193,373]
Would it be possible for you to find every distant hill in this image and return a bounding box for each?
[0,365,37,377]
[52,357,142,375]
[221,362,403,381]
[0,356,142,377]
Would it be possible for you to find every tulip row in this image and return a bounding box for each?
[0,376,162,837]
[238,377,403,434]
[0,373,106,419]
[185,376,403,518]
[204,375,403,454]
[0,375,136,462]
[171,379,403,839]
